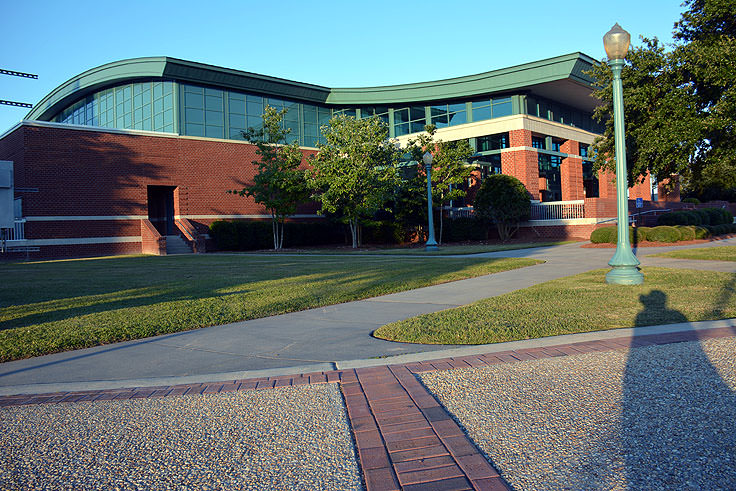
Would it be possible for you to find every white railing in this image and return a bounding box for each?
[530,200,585,220]
[2,219,26,241]
[444,206,474,219]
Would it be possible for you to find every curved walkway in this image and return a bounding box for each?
[1,238,735,395]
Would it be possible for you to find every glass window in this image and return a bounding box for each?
[492,97,512,117]
[410,121,426,133]
[431,113,449,128]
[394,108,409,124]
[472,105,491,121]
[477,132,509,151]
[409,106,425,121]
[448,110,466,126]
[532,136,545,149]
[580,144,589,158]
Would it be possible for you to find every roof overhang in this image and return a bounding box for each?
[27,53,602,122]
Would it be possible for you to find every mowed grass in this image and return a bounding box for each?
[298,241,574,256]
[374,267,736,345]
[652,245,736,262]
[0,254,540,361]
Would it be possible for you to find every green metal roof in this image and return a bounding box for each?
[27,53,600,122]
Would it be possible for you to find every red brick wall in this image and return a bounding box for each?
[560,140,584,201]
[0,125,322,254]
[501,149,539,199]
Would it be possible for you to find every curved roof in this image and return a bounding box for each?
[27,53,600,122]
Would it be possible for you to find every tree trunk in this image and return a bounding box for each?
[439,207,444,245]
[271,214,279,250]
[349,218,358,248]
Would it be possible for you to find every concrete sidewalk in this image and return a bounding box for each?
[1,238,735,394]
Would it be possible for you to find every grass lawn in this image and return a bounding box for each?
[0,254,540,362]
[285,241,575,256]
[374,267,736,345]
[651,245,736,262]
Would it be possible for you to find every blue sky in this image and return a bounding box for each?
[1,0,685,133]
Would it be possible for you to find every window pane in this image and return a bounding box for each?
[492,100,512,117]
[410,121,426,133]
[472,99,490,110]
[409,106,425,121]
[395,122,409,136]
[472,106,491,121]
[205,125,224,138]
[394,108,409,124]
[185,92,203,109]
[448,102,465,112]
[205,95,223,111]
[185,108,204,124]
[449,111,466,126]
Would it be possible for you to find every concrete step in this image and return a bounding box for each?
[165,235,192,254]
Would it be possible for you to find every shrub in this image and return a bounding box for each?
[674,225,696,241]
[693,226,711,239]
[474,175,531,241]
[209,220,238,250]
[634,226,651,243]
[682,197,701,204]
[443,217,488,242]
[590,226,644,244]
[590,226,616,243]
[694,209,711,225]
[647,226,681,243]
[210,220,346,250]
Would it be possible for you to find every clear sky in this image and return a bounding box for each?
[1,0,686,133]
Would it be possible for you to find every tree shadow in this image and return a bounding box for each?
[622,288,736,488]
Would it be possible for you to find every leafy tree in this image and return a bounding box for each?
[474,174,530,242]
[404,125,473,243]
[589,0,736,200]
[308,115,401,248]
[230,106,309,250]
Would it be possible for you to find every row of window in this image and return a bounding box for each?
[54,81,175,133]
[51,80,599,147]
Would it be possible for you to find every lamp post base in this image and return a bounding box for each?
[425,242,439,252]
[605,266,644,285]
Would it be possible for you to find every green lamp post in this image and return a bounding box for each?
[604,23,644,285]
[423,151,439,251]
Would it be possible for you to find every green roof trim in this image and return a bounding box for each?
[27,53,600,122]
[326,53,598,105]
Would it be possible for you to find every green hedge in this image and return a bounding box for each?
[674,225,695,241]
[443,217,489,242]
[647,226,681,243]
[209,220,346,250]
[657,207,733,227]
[590,226,647,244]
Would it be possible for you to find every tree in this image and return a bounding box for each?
[404,125,473,243]
[308,115,401,248]
[230,106,309,250]
[474,174,530,241]
[589,0,736,199]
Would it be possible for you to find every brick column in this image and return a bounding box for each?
[560,140,584,201]
[658,175,681,202]
[597,169,617,199]
[629,172,652,201]
[503,129,539,199]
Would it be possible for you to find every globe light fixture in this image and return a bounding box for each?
[603,23,644,285]
[423,151,439,251]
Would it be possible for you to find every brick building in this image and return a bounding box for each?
[0,54,671,258]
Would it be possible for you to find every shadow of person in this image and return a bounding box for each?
[622,289,736,488]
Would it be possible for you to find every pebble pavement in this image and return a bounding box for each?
[0,383,362,490]
[420,337,736,491]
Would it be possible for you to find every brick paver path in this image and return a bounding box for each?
[3,326,734,490]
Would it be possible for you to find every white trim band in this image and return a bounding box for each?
[13,237,141,246]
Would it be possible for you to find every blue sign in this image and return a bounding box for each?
[636,197,643,208]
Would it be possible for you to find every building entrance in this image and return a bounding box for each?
[147,185,176,235]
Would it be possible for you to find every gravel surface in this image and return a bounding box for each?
[420,337,736,490]
[0,384,362,490]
